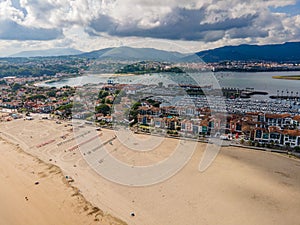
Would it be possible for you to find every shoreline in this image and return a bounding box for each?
[34,73,138,87]
[272,75,300,80]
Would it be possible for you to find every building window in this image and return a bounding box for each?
[256,130,262,138]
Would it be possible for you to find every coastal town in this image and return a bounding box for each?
[1,56,300,79]
[1,72,300,154]
[2,2,300,225]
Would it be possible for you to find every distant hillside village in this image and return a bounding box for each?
[1,75,300,153]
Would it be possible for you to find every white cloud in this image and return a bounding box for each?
[0,0,299,56]
[0,0,25,22]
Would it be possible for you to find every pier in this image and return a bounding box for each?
[270,95,300,100]
[222,87,268,99]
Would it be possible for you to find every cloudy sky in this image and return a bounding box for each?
[0,0,300,56]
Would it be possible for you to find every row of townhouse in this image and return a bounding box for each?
[137,104,204,117]
[228,113,300,133]
[219,112,300,148]
[245,112,300,129]
[253,127,300,148]
[24,99,71,113]
[137,113,225,136]
[136,105,300,147]
[0,100,23,109]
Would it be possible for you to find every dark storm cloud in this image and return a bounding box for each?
[89,14,117,32]
[228,27,269,39]
[0,20,63,40]
[88,8,261,42]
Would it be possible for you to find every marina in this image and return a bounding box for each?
[36,71,300,117]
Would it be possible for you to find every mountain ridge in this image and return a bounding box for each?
[195,42,300,62]
[77,42,300,62]
[5,42,300,63]
[77,46,192,62]
[10,48,83,58]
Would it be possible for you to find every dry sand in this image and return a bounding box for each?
[0,135,126,225]
[1,117,300,225]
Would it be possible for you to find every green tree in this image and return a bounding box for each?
[47,90,57,97]
[106,98,112,104]
[98,90,109,99]
[95,104,111,116]
[294,146,300,153]
[129,102,141,124]
[27,94,47,101]
[0,80,7,85]
[11,83,22,91]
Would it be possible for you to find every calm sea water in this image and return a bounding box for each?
[41,71,300,97]
[216,71,300,96]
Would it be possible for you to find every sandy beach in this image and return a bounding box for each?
[0,130,126,225]
[1,117,300,225]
